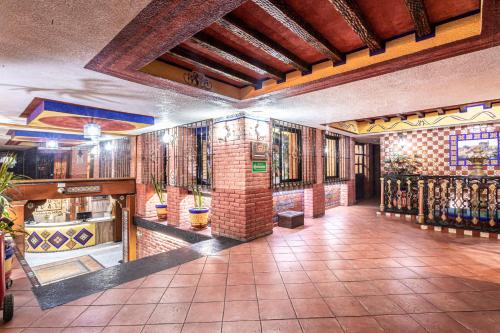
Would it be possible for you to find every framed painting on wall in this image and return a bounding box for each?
[449,131,499,166]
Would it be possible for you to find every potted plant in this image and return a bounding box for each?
[188,186,209,229]
[384,152,421,175]
[0,155,27,296]
[151,175,167,220]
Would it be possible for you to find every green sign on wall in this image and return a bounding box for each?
[252,161,267,173]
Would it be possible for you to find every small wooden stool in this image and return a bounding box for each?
[278,211,304,229]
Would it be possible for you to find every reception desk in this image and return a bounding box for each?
[25,217,114,253]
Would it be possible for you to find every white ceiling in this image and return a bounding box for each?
[1,0,499,138]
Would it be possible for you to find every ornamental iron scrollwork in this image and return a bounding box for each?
[184,71,212,90]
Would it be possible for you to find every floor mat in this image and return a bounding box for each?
[32,255,104,285]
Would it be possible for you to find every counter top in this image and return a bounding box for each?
[25,216,113,228]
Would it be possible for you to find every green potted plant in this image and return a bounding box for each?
[151,175,167,220]
[384,152,421,175]
[0,155,26,295]
[188,186,209,229]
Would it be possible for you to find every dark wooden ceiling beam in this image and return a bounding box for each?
[327,0,383,53]
[252,0,344,63]
[403,0,432,38]
[416,111,425,118]
[190,33,284,81]
[169,47,259,86]
[436,108,445,115]
[217,16,310,73]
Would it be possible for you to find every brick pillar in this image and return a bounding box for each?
[167,186,188,226]
[211,115,273,241]
[304,129,325,218]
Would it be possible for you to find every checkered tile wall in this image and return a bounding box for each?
[381,123,500,176]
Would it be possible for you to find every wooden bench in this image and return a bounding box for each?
[277,211,304,229]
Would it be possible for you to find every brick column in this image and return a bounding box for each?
[211,115,273,241]
[304,129,325,218]
[167,186,188,226]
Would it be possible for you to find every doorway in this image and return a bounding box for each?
[354,140,381,203]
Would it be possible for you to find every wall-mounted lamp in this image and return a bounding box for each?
[162,131,174,144]
[45,140,59,149]
[255,121,267,141]
[216,122,231,142]
[104,141,114,151]
[90,145,99,156]
[397,133,408,150]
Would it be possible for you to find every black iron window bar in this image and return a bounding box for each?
[271,119,316,190]
[140,130,168,186]
[324,131,351,183]
[99,138,131,178]
[170,119,213,191]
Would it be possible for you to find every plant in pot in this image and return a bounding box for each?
[151,175,167,221]
[188,186,209,230]
[384,152,422,175]
[0,155,27,305]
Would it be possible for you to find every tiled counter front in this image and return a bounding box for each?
[25,222,96,253]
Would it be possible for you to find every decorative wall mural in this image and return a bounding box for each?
[450,131,499,166]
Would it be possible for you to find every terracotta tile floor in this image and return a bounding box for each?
[3,204,500,332]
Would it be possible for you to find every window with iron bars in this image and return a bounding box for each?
[324,132,351,183]
[271,119,316,189]
[139,120,213,191]
[169,119,213,191]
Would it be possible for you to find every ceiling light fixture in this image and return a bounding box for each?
[84,122,101,140]
[45,140,59,149]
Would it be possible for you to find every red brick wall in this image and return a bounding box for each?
[136,227,189,259]
[211,117,273,241]
[304,184,325,218]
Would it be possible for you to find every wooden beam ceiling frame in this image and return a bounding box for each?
[436,108,445,115]
[217,16,311,73]
[403,0,433,40]
[252,0,345,63]
[415,111,425,118]
[398,114,408,121]
[85,0,248,103]
[190,33,285,81]
[327,0,384,54]
[168,47,260,87]
[381,116,391,122]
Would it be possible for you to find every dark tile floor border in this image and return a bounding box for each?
[32,236,242,309]
[134,216,212,243]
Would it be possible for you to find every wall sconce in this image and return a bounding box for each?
[104,141,114,151]
[216,122,231,142]
[255,121,266,141]
[397,133,408,150]
[90,145,99,156]
[162,131,174,144]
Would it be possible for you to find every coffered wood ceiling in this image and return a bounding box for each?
[86,0,499,104]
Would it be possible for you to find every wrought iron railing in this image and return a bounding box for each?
[423,176,499,232]
[381,175,500,232]
[380,174,420,215]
